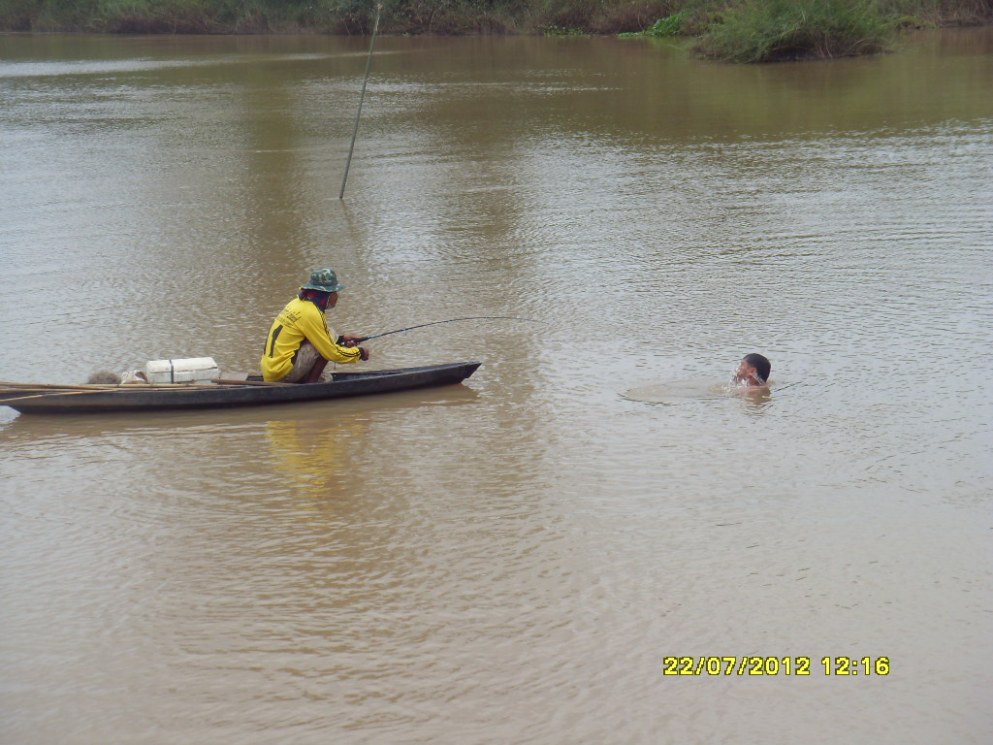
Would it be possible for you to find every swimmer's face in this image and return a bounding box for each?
[735,359,761,385]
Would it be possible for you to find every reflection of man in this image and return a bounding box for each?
[265,417,367,500]
[261,268,370,383]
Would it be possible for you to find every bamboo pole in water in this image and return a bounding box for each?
[339,3,382,200]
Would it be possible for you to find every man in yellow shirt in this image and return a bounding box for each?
[261,268,370,383]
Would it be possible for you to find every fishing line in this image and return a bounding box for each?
[772,381,803,393]
[339,3,382,200]
[354,316,544,343]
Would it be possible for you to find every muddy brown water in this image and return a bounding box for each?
[1,29,992,744]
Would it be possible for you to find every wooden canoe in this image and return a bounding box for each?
[0,362,481,415]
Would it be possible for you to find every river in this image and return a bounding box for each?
[1,28,991,744]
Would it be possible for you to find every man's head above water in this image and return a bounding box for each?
[735,353,771,387]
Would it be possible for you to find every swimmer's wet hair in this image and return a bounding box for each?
[743,353,771,383]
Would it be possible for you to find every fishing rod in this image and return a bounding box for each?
[351,316,544,343]
[339,3,382,200]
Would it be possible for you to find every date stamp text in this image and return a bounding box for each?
[661,656,891,677]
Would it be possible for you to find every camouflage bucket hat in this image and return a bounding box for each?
[301,267,346,293]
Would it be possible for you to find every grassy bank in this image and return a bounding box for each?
[1,0,991,60]
[684,0,991,62]
[694,0,897,62]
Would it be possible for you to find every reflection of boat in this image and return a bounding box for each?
[0,362,481,415]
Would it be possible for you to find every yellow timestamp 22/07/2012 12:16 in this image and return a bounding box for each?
[661,656,891,677]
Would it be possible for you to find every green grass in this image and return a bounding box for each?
[694,0,897,62]
[618,10,686,37]
[543,25,590,36]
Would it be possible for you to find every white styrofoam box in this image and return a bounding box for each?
[144,357,220,384]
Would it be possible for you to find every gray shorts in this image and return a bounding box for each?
[282,342,323,383]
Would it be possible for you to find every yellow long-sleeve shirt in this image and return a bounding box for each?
[261,297,361,382]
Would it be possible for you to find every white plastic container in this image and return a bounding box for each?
[144,357,220,384]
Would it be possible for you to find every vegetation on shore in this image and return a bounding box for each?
[1,0,991,61]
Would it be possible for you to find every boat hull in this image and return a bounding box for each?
[0,362,481,415]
